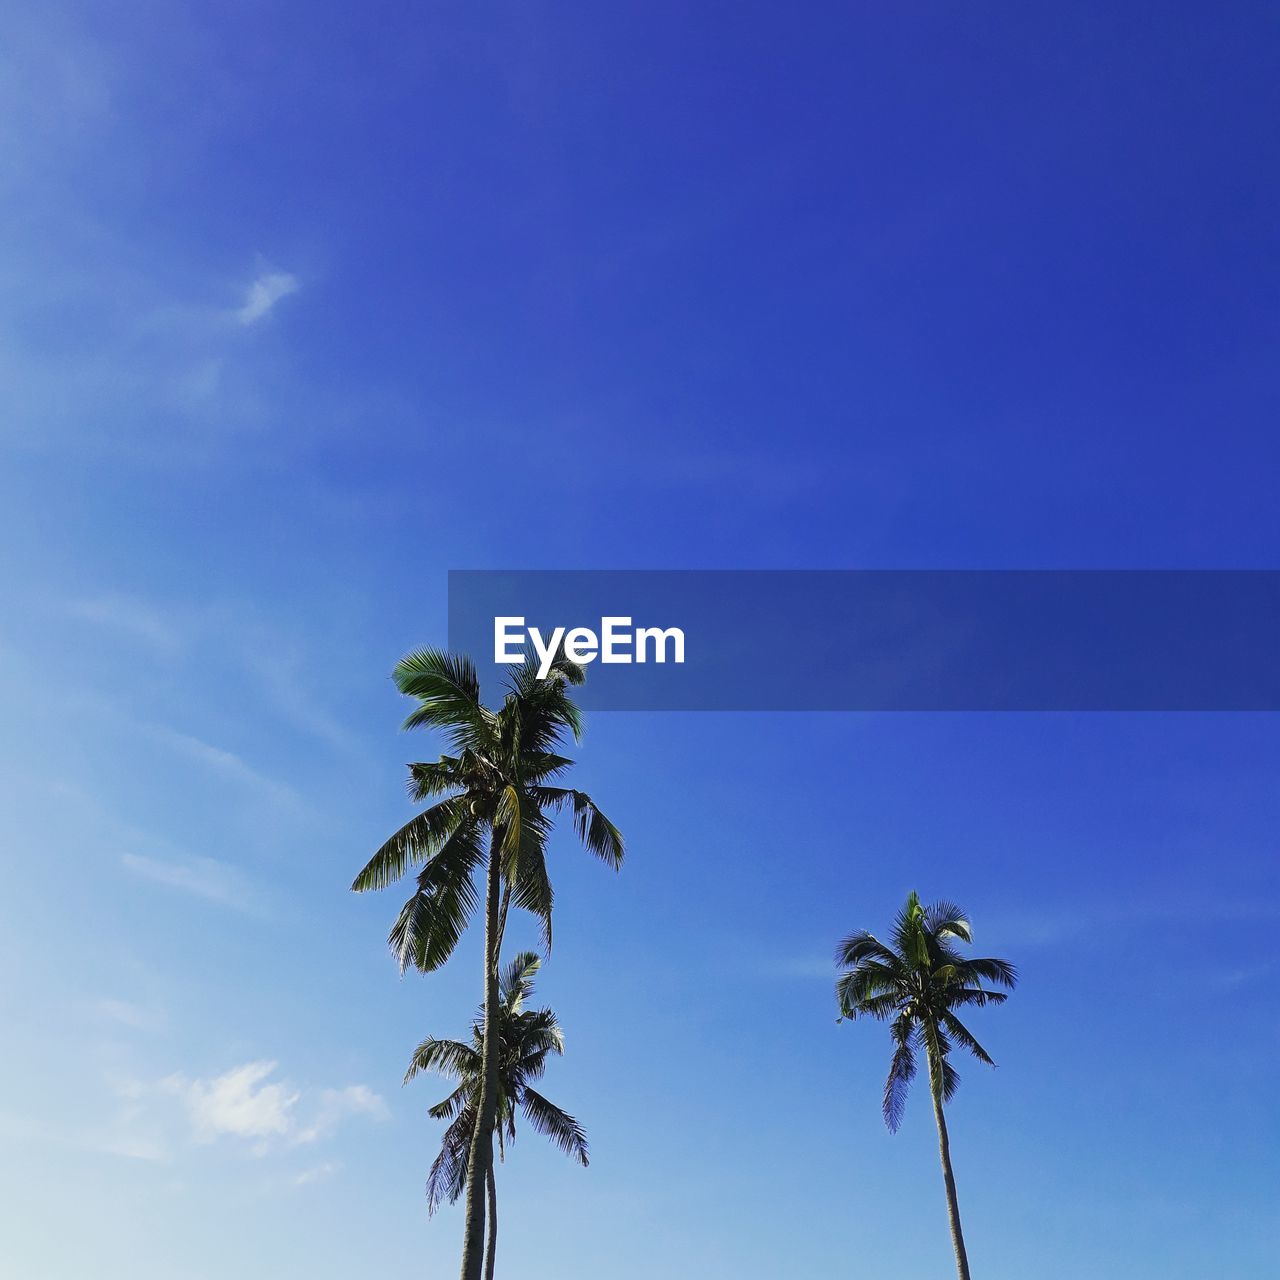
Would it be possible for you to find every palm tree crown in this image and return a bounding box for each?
[836,891,1016,1131]
[351,648,624,969]
[407,950,589,1213]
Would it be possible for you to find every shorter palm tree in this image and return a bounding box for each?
[406,951,589,1280]
[836,892,1016,1280]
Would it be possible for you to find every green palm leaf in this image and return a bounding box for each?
[882,1015,917,1132]
[351,795,468,893]
[533,787,624,869]
[426,1108,474,1215]
[387,820,485,972]
[395,649,494,746]
[405,1036,482,1085]
[520,1087,589,1166]
[407,756,466,800]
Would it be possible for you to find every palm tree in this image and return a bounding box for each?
[836,892,1016,1280]
[351,649,622,1280]
[406,950,589,1280]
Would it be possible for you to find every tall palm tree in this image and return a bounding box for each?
[406,950,589,1280]
[836,892,1016,1280]
[352,649,622,1280]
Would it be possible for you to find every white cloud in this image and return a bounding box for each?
[237,270,299,325]
[7,1061,384,1170]
[166,1061,299,1143]
[121,852,254,911]
[153,1062,386,1153]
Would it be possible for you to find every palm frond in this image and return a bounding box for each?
[846,989,900,1021]
[425,1108,474,1214]
[835,930,898,968]
[503,796,555,950]
[882,1016,917,1132]
[495,783,525,863]
[406,757,466,800]
[404,1036,481,1085]
[521,751,576,782]
[534,788,624,869]
[499,951,543,1011]
[947,986,1009,1009]
[921,1021,961,1103]
[351,796,467,892]
[395,649,494,747]
[836,960,904,1018]
[568,789,624,868]
[387,821,485,973]
[940,1055,961,1102]
[500,660,585,753]
[521,1087,589,1166]
[427,1083,470,1122]
[925,900,972,943]
[512,1011,565,1079]
[957,956,1018,989]
[891,892,931,970]
[941,1011,995,1067]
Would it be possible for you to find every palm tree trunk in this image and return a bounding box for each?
[483,1154,497,1280]
[458,835,502,1280]
[929,1079,971,1280]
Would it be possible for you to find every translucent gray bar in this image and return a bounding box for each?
[448,571,1280,711]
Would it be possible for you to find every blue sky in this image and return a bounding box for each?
[1,4,1278,1277]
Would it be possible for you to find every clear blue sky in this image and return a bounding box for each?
[2,4,1278,1277]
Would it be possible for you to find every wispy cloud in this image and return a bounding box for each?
[0,241,297,459]
[1206,962,1272,991]
[294,1085,389,1145]
[0,1104,169,1164]
[762,955,835,982]
[981,898,1280,951]
[237,270,299,325]
[63,594,180,651]
[121,852,255,911]
[0,10,114,175]
[96,997,162,1032]
[237,644,356,752]
[52,589,359,753]
[294,1160,341,1186]
[0,13,367,469]
[139,723,301,809]
[83,1127,170,1163]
